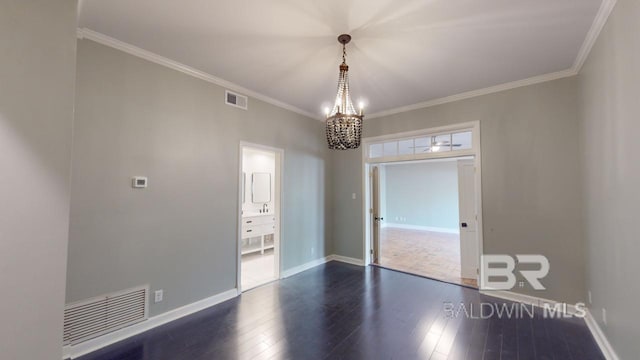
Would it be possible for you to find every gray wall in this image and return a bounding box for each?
[331,149,363,259]
[67,39,332,316]
[333,77,585,303]
[384,161,459,230]
[577,0,639,358]
[0,1,77,359]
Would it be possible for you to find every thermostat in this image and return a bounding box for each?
[132,176,148,188]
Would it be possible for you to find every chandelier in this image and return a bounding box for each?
[325,34,364,150]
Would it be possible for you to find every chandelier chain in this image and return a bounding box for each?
[342,44,346,64]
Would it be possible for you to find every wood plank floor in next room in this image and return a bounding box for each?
[78,262,604,360]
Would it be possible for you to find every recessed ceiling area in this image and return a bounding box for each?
[78,0,603,117]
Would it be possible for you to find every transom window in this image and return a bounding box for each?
[367,130,472,161]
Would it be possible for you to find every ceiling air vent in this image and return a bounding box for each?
[225,90,248,110]
[63,285,149,346]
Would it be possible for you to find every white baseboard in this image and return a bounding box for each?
[63,288,238,359]
[481,290,580,315]
[62,261,619,360]
[481,290,618,359]
[584,309,620,360]
[64,255,356,358]
[280,254,365,279]
[329,254,365,266]
[383,223,459,234]
[481,290,586,316]
[281,256,332,278]
[65,255,361,358]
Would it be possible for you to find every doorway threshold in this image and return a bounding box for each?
[370,263,478,290]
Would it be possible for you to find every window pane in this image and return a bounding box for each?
[431,134,452,153]
[413,137,430,154]
[383,141,398,157]
[398,139,414,155]
[452,131,472,150]
[369,143,382,158]
[370,130,473,159]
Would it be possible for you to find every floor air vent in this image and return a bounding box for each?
[63,285,149,345]
[225,90,248,110]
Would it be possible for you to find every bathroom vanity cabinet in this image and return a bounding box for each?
[241,213,276,255]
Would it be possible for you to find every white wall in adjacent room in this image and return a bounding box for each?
[383,160,460,232]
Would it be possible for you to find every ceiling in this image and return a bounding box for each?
[78,0,603,118]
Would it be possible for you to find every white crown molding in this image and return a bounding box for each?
[367,69,576,119]
[368,0,617,120]
[77,0,617,123]
[75,28,320,121]
[572,0,618,72]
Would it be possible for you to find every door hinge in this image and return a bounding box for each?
[370,249,374,255]
[476,268,479,275]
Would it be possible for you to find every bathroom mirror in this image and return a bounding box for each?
[252,172,271,203]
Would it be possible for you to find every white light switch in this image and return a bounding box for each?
[352,193,356,199]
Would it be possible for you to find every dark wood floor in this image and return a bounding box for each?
[78,262,604,360]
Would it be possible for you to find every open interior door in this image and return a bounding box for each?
[371,166,381,264]
[458,159,479,280]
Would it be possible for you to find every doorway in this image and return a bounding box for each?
[238,144,282,291]
[363,122,483,288]
[371,158,477,287]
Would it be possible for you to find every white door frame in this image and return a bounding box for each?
[237,142,284,293]
[361,121,484,282]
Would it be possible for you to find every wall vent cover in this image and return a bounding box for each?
[225,90,248,110]
[63,285,149,346]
